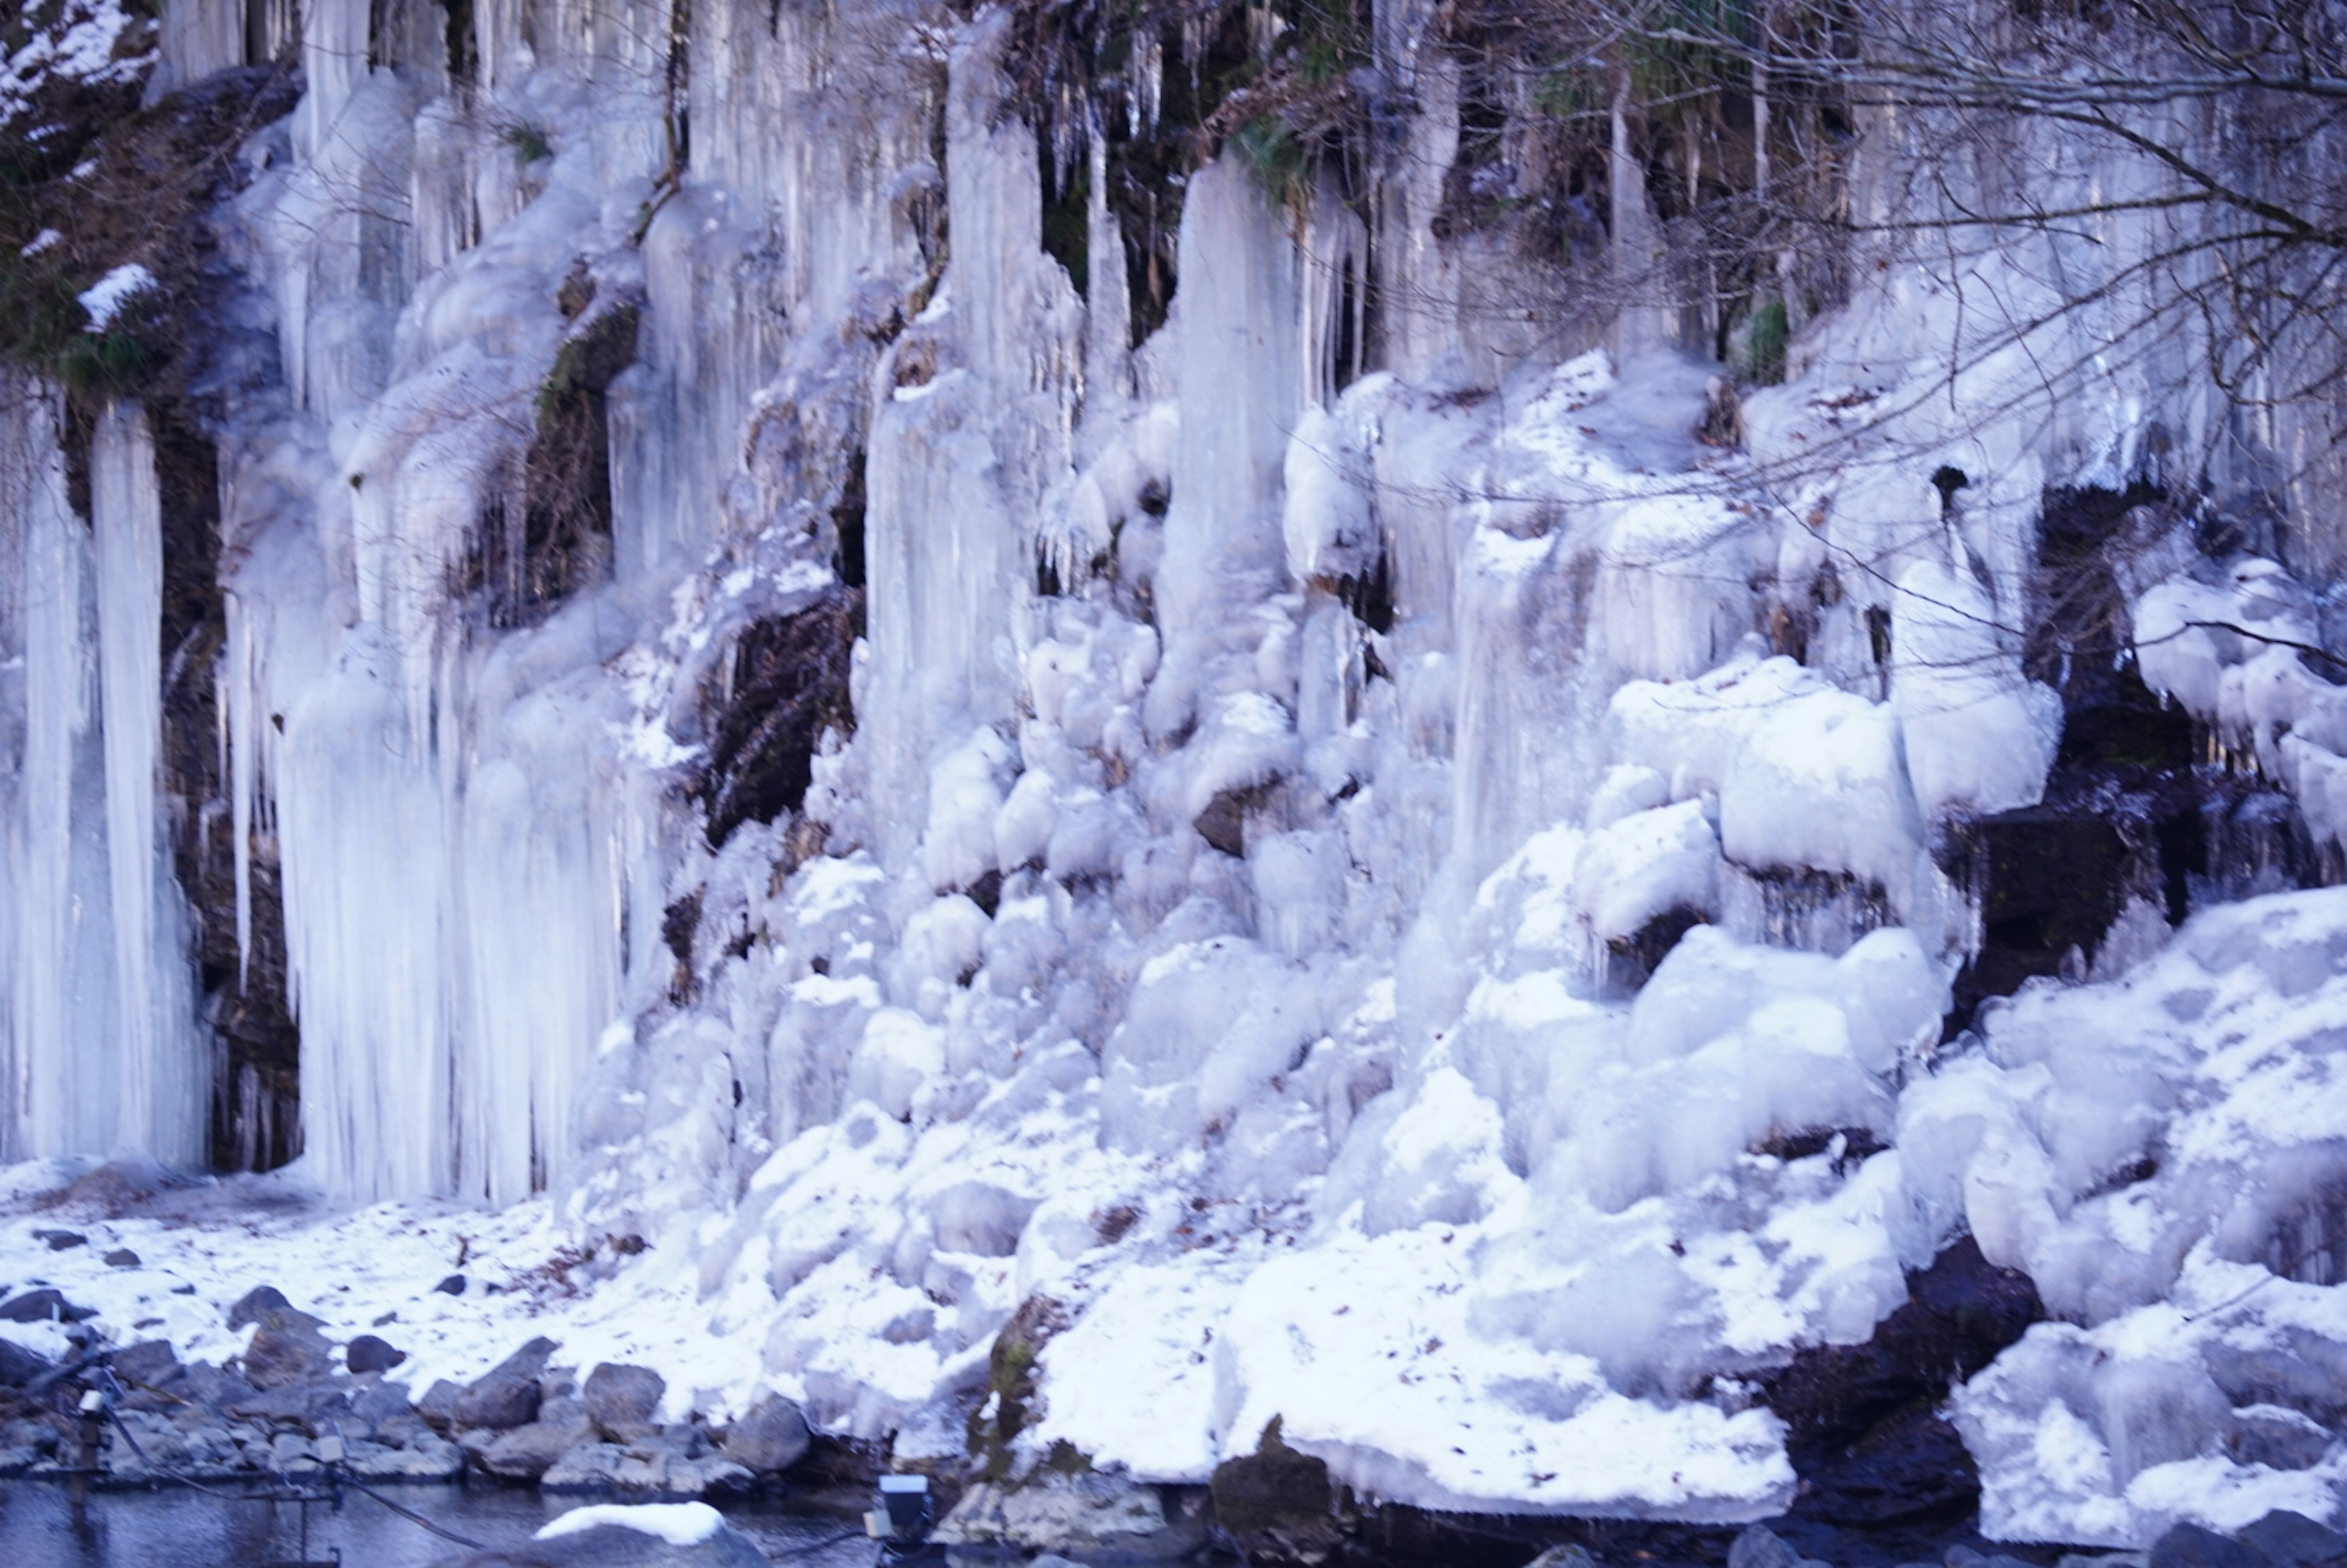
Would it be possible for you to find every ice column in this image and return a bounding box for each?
[90,402,203,1165]
[0,388,200,1164]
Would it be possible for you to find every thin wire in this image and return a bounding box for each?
[87,1362,492,1552]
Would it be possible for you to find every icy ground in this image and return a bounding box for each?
[12,887,2347,1544]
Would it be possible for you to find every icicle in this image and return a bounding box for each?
[1129,26,1162,140]
[92,403,171,1156]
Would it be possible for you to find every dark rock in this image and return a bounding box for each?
[1730,1528,1806,1568]
[1210,1417,1351,1565]
[0,1339,51,1388]
[0,1288,94,1324]
[451,1338,559,1431]
[102,1249,139,1267]
[481,1416,595,1480]
[1763,1236,2043,1526]
[435,1273,468,1296]
[243,1322,334,1390]
[228,1381,351,1431]
[347,1335,406,1375]
[110,1339,178,1387]
[2242,1513,2347,1568]
[32,1229,84,1250]
[2227,1407,2335,1473]
[1947,1547,2040,1568]
[695,590,860,849]
[584,1363,665,1443]
[936,1473,1202,1559]
[2151,1524,2270,1568]
[417,1378,468,1433]
[226,1285,294,1329]
[426,1508,768,1566]
[718,1394,806,1474]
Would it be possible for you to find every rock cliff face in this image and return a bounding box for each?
[1,0,2346,1543]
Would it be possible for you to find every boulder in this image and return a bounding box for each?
[584,1363,665,1443]
[0,1288,93,1324]
[483,1416,597,1481]
[1733,1528,1839,1568]
[716,1395,807,1474]
[1210,1420,1350,1564]
[542,1443,751,1500]
[111,1339,178,1387]
[33,1229,84,1250]
[226,1285,294,1330]
[0,1339,52,1388]
[102,1249,139,1267]
[428,1503,766,1566]
[346,1434,467,1481]
[2242,1512,2347,1568]
[452,1338,559,1431]
[435,1274,468,1296]
[243,1321,334,1390]
[417,1378,468,1432]
[346,1334,406,1375]
[938,1471,1210,1561]
[2151,1525,2271,1568]
[1524,1550,1601,1568]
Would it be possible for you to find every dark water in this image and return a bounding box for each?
[0,1480,877,1566]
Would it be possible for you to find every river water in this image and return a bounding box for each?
[0,1481,878,1566]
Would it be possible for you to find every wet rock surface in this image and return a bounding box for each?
[1763,1237,2044,1527]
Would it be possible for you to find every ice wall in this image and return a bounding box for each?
[0,389,202,1165]
[2,0,2339,1539]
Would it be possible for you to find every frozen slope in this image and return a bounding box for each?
[0,0,2339,1544]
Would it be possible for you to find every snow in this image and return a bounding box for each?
[78,264,156,332]
[0,0,2335,1544]
[538,1502,725,1544]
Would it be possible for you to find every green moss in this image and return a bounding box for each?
[1739,293,1788,386]
[503,120,553,164]
[1230,114,1310,213]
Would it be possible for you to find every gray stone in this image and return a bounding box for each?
[111,1339,177,1387]
[425,1507,768,1566]
[1948,1548,2041,1568]
[33,1229,84,1250]
[482,1417,597,1480]
[584,1363,666,1442]
[542,1442,629,1491]
[1524,1550,1601,1568]
[717,1394,807,1473]
[452,1338,559,1430]
[243,1322,334,1389]
[935,1473,1209,1561]
[2151,1524,2271,1568]
[348,1432,465,1481]
[226,1285,293,1329]
[0,1288,91,1324]
[540,1441,749,1500]
[2242,1513,2347,1568]
[1733,1530,1805,1568]
[0,1339,51,1387]
[417,1378,468,1432]
[435,1273,468,1295]
[346,1334,406,1375]
[102,1249,139,1267]
[2230,1409,2338,1474]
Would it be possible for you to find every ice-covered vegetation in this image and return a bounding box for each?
[0,0,2344,1544]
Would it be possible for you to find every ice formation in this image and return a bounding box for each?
[0,0,2341,1545]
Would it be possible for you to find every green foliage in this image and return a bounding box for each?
[1626,0,1755,104]
[1739,293,1789,385]
[503,120,553,164]
[1232,114,1310,213]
